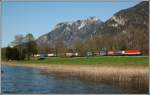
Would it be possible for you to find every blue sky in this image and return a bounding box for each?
[2,1,141,47]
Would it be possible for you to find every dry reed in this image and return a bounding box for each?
[2,62,149,90]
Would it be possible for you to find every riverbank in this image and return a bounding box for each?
[2,61,148,88]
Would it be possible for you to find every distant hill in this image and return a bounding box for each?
[36,1,149,53]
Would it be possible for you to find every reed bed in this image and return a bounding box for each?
[3,63,148,82]
[3,62,149,91]
[43,64,148,92]
[2,63,149,93]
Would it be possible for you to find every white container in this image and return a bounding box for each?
[48,53,55,57]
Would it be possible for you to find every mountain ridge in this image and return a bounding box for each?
[37,16,104,48]
[36,1,149,53]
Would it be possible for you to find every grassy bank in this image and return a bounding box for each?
[6,56,149,67]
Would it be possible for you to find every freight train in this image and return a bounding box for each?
[35,49,142,58]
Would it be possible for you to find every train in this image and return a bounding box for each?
[87,49,143,56]
[35,49,143,59]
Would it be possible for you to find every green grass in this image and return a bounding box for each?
[16,56,149,67]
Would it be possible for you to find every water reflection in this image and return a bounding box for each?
[1,65,148,94]
[41,70,148,94]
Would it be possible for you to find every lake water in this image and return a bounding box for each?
[1,65,148,94]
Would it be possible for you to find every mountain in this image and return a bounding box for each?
[36,1,149,52]
[103,1,149,51]
[104,1,148,33]
[37,16,103,48]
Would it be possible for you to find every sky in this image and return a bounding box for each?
[2,1,141,47]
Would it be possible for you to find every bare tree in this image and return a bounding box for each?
[54,40,66,57]
[24,33,37,60]
[11,35,25,60]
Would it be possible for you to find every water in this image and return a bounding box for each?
[1,65,148,94]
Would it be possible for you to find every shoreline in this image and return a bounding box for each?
[2,61,149,90]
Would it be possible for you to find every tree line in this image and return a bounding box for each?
[2,33,37,60]
[37,29,148,56]
[2,28,148,61]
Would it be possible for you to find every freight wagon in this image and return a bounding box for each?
[100,50,107,56]
[86,52,93,56]
[98,49,142,56]
[108,51,115,56]
[115,51,124,56]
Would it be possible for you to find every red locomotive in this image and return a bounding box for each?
[124,50,142,56]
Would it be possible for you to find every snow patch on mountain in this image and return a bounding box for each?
[78,22,86,29]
